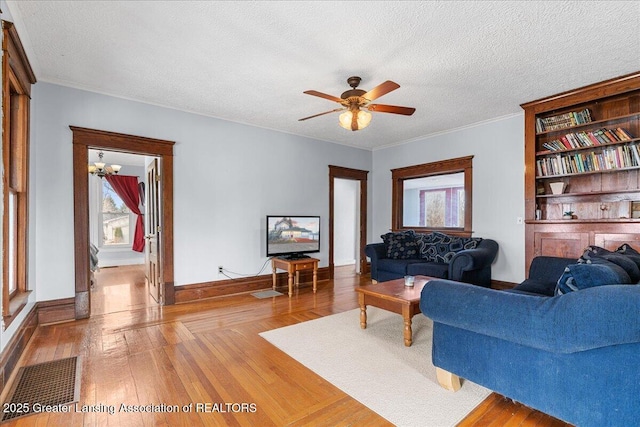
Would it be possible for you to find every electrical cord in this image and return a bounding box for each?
[219,257,274,280]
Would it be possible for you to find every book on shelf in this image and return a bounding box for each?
[538,127,635,152]
[535,143,640,177]
[535,108,592,132]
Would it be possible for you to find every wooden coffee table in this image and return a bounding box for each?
[355,276,432,346]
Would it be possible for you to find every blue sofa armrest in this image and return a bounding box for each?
[365,243,387,281]
[448,239,498,287]
[420,280,640,353]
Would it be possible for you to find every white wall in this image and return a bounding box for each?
[334,178,358,266]
[30,82,373,301]
[371,114,526,283]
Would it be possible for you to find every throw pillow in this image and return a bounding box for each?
[555,262,632,295]
[380,230,418,259]
[429,232,482,264]
[415,233,436,260]
[616,243,640,272]
[579,245,640,283]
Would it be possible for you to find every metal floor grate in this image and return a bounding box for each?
[1,356,81,422]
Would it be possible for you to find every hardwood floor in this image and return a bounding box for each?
[1,266,570,426]
[91,265,155,316]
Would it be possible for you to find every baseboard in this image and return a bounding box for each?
[37,297,76,325]
[491,279,517,290]
[175,266,331,303]
[0,304,38,393]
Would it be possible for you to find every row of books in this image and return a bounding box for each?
[536,108,592,133]
[540,127,635,152]
[536,144,640,177]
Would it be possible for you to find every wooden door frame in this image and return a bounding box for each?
[328,165,369,279]
[71,126,175,319]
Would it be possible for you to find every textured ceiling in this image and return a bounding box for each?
[6,1,640,150]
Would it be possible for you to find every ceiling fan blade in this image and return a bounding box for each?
[298,107,346,121]
[362,81,400,101]
[303,90,344,103]
[367,104,416,115]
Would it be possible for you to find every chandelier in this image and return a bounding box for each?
[88,151,121,178]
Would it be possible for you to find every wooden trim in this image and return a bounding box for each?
[1,21,36,95]
[520,71,640,113]
[391,156,474,235]
[490,279,517,290]
[37,297,76,325]
[175,267,331,303]
[328,165,369,279]
[2,20,35,319]
[0,296,76,394]
[0,304,37,393]
[71,127,175,317]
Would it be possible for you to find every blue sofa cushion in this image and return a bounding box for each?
[555,262,632,295]
[380,230,418,259]
[377,258,419,275]
[429,231,482,263]
[511,278,556,296]
[406,262,449,278]
[579,245,640,282]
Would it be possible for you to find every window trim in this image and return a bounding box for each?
[391,156,473,236]
[2,21,36,326]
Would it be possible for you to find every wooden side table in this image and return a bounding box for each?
[271,257,318,297]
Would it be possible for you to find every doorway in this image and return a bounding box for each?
[71,126,175,319]
[328,165,369,279]
[333,178,360,273]
[87,149,158,315]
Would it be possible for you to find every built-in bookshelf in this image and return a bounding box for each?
[521,72,640,272]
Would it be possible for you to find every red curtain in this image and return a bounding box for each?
[105,175,145,252]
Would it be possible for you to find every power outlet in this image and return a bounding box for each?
[218,266,223,273]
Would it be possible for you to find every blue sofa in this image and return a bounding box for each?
[420,252,640,427]
[365,231,498,287]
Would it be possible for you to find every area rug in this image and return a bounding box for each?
[260,307,490,426]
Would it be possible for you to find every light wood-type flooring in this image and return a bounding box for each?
[2,265,570,426]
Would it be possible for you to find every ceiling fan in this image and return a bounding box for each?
[299,76,416,131]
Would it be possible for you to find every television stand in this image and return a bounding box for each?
[272,257,318,297]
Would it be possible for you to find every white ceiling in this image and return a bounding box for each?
[6,1,640,150]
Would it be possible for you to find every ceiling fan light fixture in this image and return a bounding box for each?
[338,109,372,131]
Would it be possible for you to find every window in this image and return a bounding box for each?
[391,156,473,235]
[100,180,134,246]
[2,21,36,321]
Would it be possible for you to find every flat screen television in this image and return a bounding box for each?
[266,215,320,259]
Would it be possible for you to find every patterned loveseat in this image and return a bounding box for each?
[365,230,498,287]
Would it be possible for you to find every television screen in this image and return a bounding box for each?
[267,216,320,258]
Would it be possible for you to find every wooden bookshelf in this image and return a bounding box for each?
[521,71,640,273]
